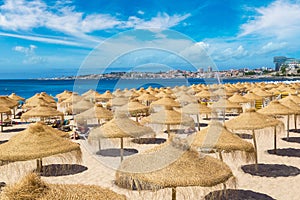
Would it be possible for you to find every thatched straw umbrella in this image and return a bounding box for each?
[150,96,181,108]
[225,109,283,164]
[39,92,56,104]
[21,104,64,123]
[116,100,149,121]
[180,103,212,131]
[279,98,300,130]
[195,90,214,100]
[56,90,72,103]
[97,90,114,102]
[189,121,255,162]
[108,95,129,108]
[0,105,11,132]
[141,106,194,136]
[0,96,18,109]
[211,99,242,122]
[74,104,113,124]
[89,113,155,161]
[24,96,56,109]
[258,100,294,139]
[83,90,101,102]
[137,92,158,106]
[115,138,235,200]
[0,173,126,200]
[70,100,94,114]
[113,89,125,97]
[243,91,263,108]
[8,93,25,101]
[175,93,198,105]
[228,93,250,104]
[61,93,83,106]
[284,94,300,104]
[0,122,81,173]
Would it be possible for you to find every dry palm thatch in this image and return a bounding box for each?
[113,89,125,97]
[21,105,64,121]
[225,108,283,164]
[195,90,214,99]
[88,113,154,161]
[56,90,73,102]
[243,91,263,101]
[0,96,18,108]
[117,100,149,119]
[189,121,255,162]
[39,92,56,104]
[74,104,113,122]
[108,96,129,107]
[24,96,56,109]
[251,88,273,98]
[283,94,300,104]
[211,99,242,110]
[83,91,102,102]
[0,173,126,200]
[0,105,11,132]
[0,122,81,171]
[175,93,198,105]
[150,96,181,108]
[141,106,195,133]
[258,100,295,139]
[115,138,235,200]
[279,98,300,130]
[8,93,25,101]
[70,100,94,114]
[228,93,250,103]
[61,93,83,105]
[137,92,158,103]
[97,90,114,101]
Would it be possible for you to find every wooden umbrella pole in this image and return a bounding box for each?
[98,139,101,151]
[40,158,43,173]
[218,150,223,162]
[36,159,40,173]
[136,116,138,122]
[196,114,200,131]
[287,115,290,140]
[120,137,124,162]
[0,113,3,132]
[172,187,176,200]
[252,130,258,165]
[294,114,297,131]
[274,126,277,154]
[167,124,170,137]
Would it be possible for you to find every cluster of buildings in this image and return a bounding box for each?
[273,56,300,73]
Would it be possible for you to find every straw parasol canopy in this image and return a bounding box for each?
[0,122,81,172]
[189,121,255,162]
[150,96,181,108]
[83,91,102,102]
[0,173,126,200]
[74,104,113,123]
[97,90,114,101]
[251,88,273,98]
[141,106,195,134]
[61,93,83,105]
[115,138,235,200]
[21,104,64,121]
[8,93,25,101]
[228,93,250,104]
[108,95,129,107]
[195,90,214,99]
[116,100,149,120]
[225,108,283,164]
[243,91,263,101]
[39,92,56,104]
[0,96,18,108]
[89,112,155,161]
[24,96,56,109]
[258,100,295,139]
[137,92,158,105]
[56,90,73,102]
[0,105,11,132]
[211,99,242,110]
[283,94,300,104]
[279,98,300,130]
[70,100,94,114]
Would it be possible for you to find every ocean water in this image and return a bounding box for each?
[0,78,299,99]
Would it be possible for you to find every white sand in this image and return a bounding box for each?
[0,115,299,200]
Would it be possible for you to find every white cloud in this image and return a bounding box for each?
[124,13,191,29]
[137,10,145,15]
[13,44,45,64]
[213,45,249,62]
[258,42,287,54]
[239,0,300,39]
[0,0,190,44]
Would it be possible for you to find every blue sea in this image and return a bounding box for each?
[0,78,299,99]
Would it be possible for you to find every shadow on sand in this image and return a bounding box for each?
[96,148,138,157]
[2,128,25,133]
[40,164,88,177]
[205,189,275,200]
[0,182,6,192]
[282,137,300,144]
[131,138,166,145]
[241,164,300,177]
[0,140,8,145]
[267,148,300,158]
[289,129,300,133]
[236,133,253,139]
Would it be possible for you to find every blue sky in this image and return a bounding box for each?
[0,0,300,78]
